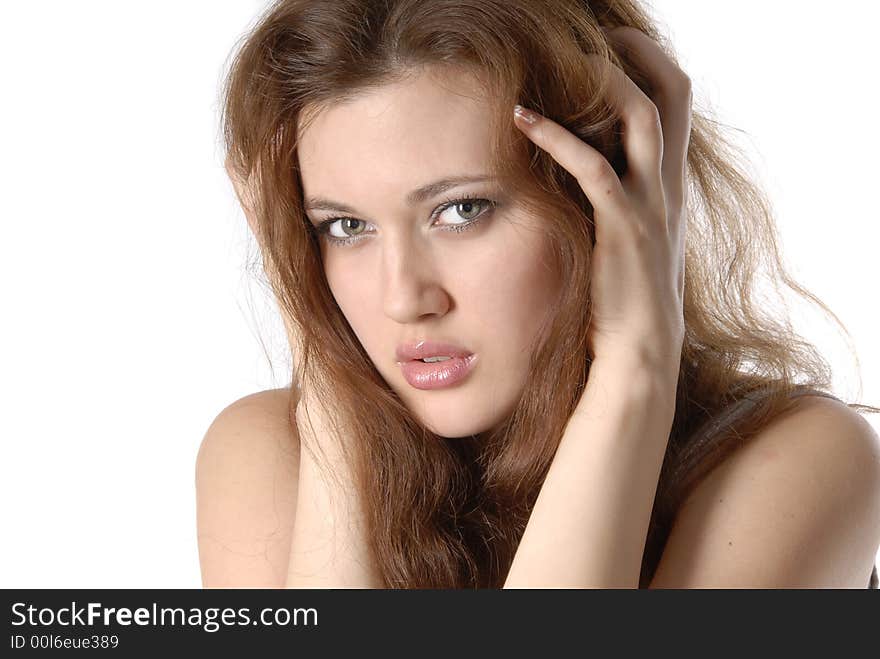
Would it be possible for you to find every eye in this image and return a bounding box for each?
[324,217,367,240]
[313,194,498,247]
[437,199,487,224]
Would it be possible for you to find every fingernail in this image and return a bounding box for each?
[514,104,539,125]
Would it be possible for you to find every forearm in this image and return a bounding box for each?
[286,427,383,588]
[503,360,677,588]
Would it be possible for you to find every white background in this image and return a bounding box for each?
[1,2,877,588]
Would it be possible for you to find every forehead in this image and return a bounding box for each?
[297,68,494,197]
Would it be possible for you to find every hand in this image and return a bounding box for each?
[226,156,379,588]
[513,27,691,377]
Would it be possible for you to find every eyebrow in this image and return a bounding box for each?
[304,175,496,214]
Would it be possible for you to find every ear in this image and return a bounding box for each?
[224,154,259,235]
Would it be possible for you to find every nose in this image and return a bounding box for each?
[381,234,450,324]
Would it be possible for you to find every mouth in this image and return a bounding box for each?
[398,353,478,390]
[395,339,474,363]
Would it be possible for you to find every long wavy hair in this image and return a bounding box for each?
[220,0,879,588]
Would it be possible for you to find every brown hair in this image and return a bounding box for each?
[220,0,879,587]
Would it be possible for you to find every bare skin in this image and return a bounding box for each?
[196,388,298,588]
[196,385,880,588]
[198,27,880,588]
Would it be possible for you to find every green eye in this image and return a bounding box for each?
[448,200,485,221]
[315,195,497,247]
[335,218,366,238]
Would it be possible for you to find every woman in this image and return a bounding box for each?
[196,0,880,588]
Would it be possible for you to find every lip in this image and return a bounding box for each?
[395,340,474,363]
[398,353,479,390]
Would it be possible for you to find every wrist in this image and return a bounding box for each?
[591,350,679,382]
[584,355,679,409]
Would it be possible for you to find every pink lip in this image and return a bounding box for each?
[399,354,478,390]
[395,340,473,363]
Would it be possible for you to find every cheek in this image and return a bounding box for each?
[323,256,389,365]
[468,233,559,338]
[324,260,373,328]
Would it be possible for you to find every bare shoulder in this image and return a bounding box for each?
[651,394,880,588]
[195,387,300,588]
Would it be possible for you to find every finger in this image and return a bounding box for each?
[584,52,665,206]
[513,104,632,244]
[603,27,692,218]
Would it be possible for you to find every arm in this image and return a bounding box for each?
[506,27,691,588]
[285,393,384,588]
[224,152,382,588]
[504,359,676,588]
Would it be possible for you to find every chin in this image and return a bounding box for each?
[415,408,501,440]
[420,420,481,440]
[400,386,517,440]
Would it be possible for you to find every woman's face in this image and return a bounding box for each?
[297,67,560,438]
